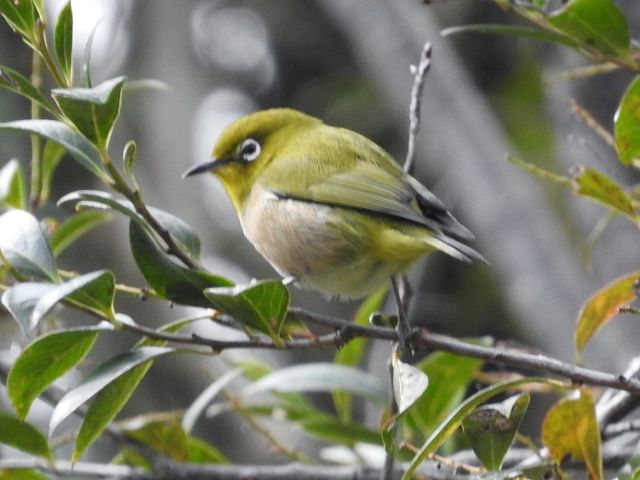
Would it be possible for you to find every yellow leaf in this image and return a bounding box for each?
[541,389,602,480]
[575,272,640,352]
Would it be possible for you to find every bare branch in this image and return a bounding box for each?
[404,42,432,175]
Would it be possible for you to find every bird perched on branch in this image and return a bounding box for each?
[184,108,483,337]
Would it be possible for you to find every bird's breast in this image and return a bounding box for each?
[238,184,416,298]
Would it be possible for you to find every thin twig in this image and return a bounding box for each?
[548,63,620,83]
[569,98,615,149]
[603,419,640,439]
[223,390,312,463]
[381,346,400,480]
[404,41,432,175]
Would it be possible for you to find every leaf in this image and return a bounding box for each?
[548,0,630,57]
[49,346,174,436]
[333,287,387,422]
[298,415,382,445]
[0,411,50,459]
[129,220,230,306]
[242,363,387,405]
[575,272,640,352]
[123,140,138,182]
[402,377,564,480]
[0,120,108,182]
[0,468,48,480]
[7,324,110,419]
[572,166,636,220]
[2,270,115,332]
[52,76,126,149]
[392,355,429,416]
[59,189,202,260]
[441,24,578,49]
[54,1,73,84]
[0,159,26,209]
[121,417,226,464]
[0,0,37,45]
[74,360,151,462]
[39,140,66,206]
[0,66,55,113]
[409,346,486,436]
[50,210,113,256]
[81,21,99,87]
[182,369,242,433]
[615,75,640,167]
[462,393,530,470]
[0,209,59,281]
[204,280,289,341]
[541,388,602,480]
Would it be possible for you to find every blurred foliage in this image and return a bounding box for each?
[0,1,639,479]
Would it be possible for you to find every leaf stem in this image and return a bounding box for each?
[29,48,43,211]
[33,19,67,88]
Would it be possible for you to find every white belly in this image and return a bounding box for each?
[239,185,404,298]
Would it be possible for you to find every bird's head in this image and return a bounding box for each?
[183,108,320,211]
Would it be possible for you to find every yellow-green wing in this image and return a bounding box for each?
[264,157,474,241]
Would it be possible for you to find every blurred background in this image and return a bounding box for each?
[1,0,639,465]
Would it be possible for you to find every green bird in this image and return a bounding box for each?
[184,108,482,300]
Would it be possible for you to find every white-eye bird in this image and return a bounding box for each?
[184,108,483,300]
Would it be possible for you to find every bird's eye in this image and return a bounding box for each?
[240,138,261,162]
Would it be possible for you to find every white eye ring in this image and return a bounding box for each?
[240,138,261,162]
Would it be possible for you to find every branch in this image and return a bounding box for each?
[404,41,432,175]
[0,458,546,480]
[116,307,640,395]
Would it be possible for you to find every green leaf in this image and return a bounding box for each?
[462,393,530,470]
[402,377,563,480]
[54,1,73,84]
[0,209,59,281]
[0,411,50,459]
[575,272,640,352]
[123,140,138,183]
[129,220,230,306]
[541,388,602,480]
[333,287,386,422]
[7,324,110,419]
[0,66,55,113]
[0,0,37,45]
[0,120,108,182]
[615,75,640,167]
[242,363,387,405]
[58,189,202,261]
[49,346,175,436]
[2,270,116,332]
[52,76,126,149]
[120,417,227,464]
[0,468,48,480]
[74,360,152,462]
[51,210,113,256]
[441,24,578,49]
[409,347,486,436]
[548,0,630,57]
[392,355,429,416]
[204,280,289,341]
[298,415,382,445]
[0,159,27,209]
[572,166,637,220]
[39,140,66,206]
[80,21,99,87]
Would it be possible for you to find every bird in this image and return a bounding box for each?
[183,108,482,317]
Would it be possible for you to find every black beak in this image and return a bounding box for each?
[182,159,228,179]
